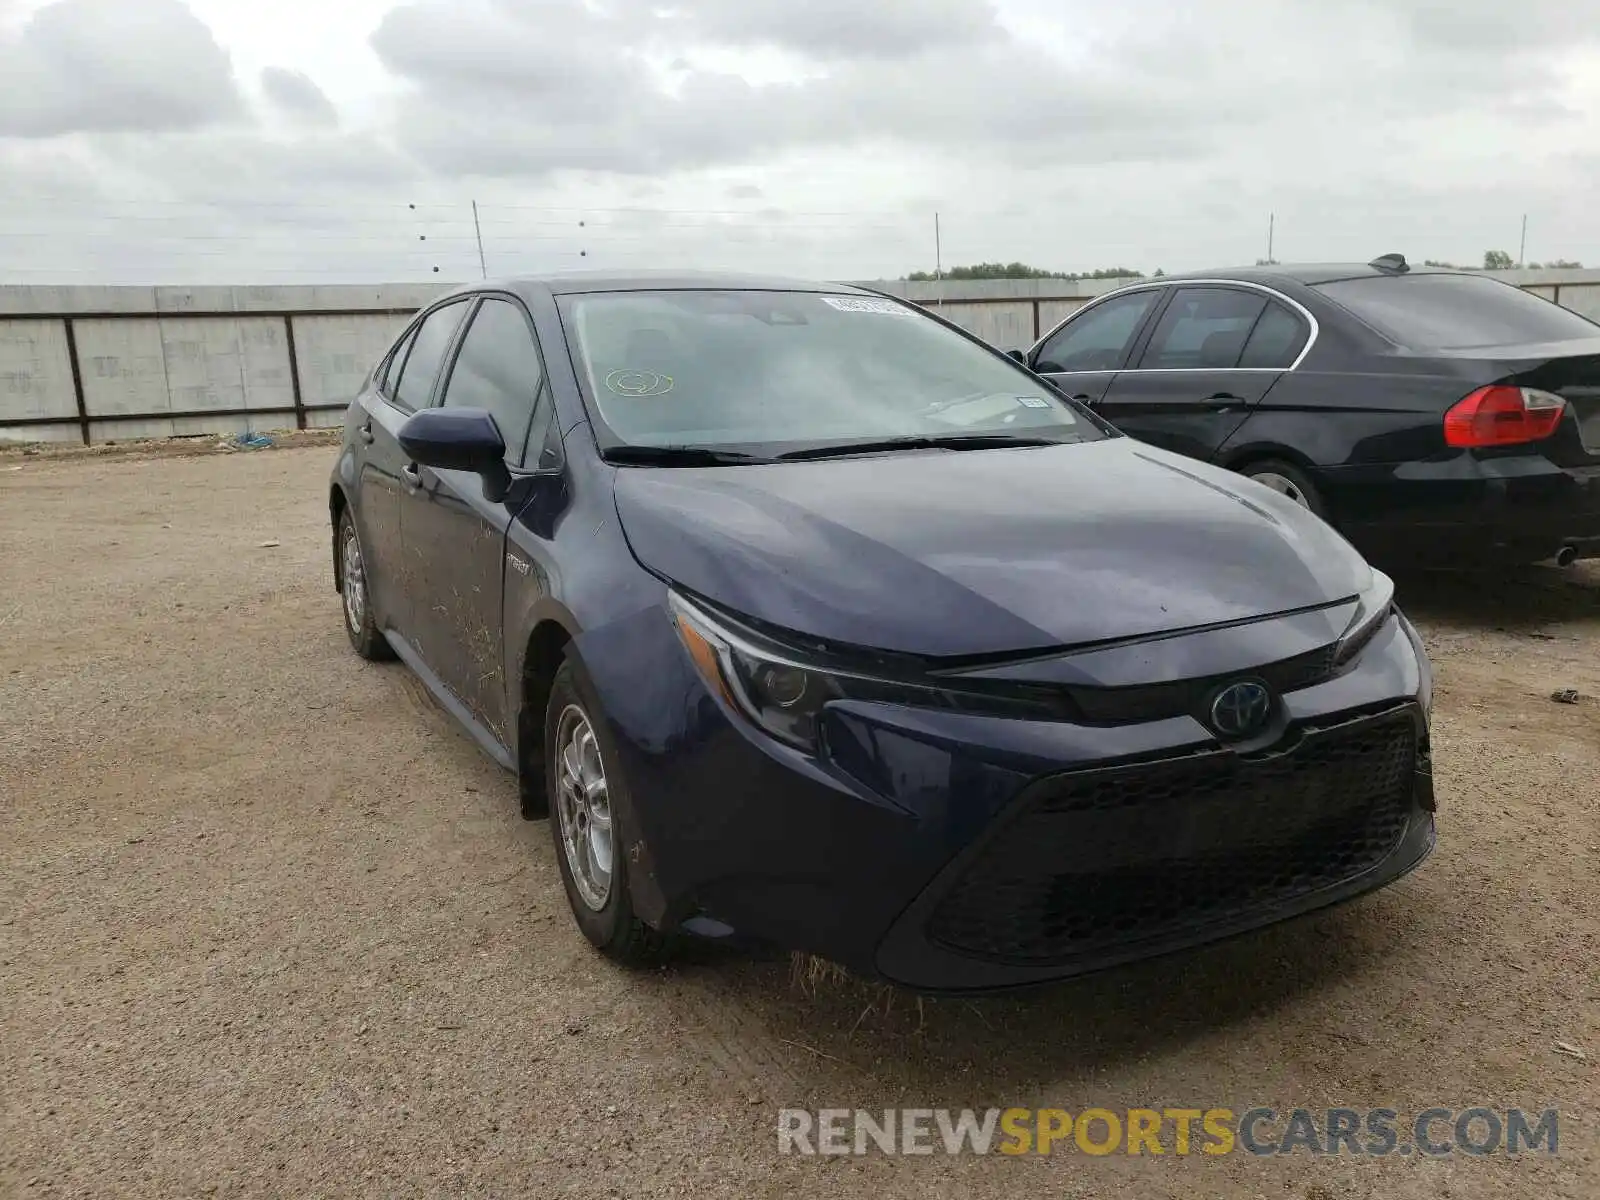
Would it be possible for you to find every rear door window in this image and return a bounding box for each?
[376,325,418,397]
[1136,287,1267,370]
[1313,273,1599,349]
[1238,301,1309,369]
[1034,290,1162,373]
[392,301,469,412]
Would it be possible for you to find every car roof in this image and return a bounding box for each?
[1153,262,1475,288]
[439,270,873,300]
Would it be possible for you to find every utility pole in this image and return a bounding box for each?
[1267,212,1275,264]
[472,200,488,279]
[1519,213,1528,267]
[934,212,945,307]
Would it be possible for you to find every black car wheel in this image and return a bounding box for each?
[545,660,670,966]
[1238,459,1326,518]
[337,509,395,661]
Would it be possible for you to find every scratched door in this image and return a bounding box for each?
[397,296,547,746]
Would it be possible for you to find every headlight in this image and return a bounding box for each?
[1332,569,1395,666]
[670,592,843,748]
[668,591,1056,750]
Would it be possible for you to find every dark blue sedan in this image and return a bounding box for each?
[328,271,1436,992]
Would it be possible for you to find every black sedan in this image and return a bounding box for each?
[329,271,1435,993]
[1019,256,1600,567]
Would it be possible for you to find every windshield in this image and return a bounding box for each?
[1313,273,1600,350]
[557,289,1107,455]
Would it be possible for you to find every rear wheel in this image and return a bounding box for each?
[1237,458,1326,518]
[337,509,394,661]
[545,661,669,966]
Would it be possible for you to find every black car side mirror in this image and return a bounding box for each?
[1006,348,1029,366]
[398,407,511,502]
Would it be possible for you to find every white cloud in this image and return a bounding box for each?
[0,0,244,137]
[2,0,1600,284]
[261,67,339,127]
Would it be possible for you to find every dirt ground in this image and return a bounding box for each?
[2,445,1596,1199]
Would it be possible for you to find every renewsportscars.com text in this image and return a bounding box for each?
[778,1107,1559,1157]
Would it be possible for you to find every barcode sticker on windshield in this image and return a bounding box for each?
[1017,396,1052,408]
[822,296,914,316]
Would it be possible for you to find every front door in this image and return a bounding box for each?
[1029,288,1166,406]
[1095,286,1305,461]
[398,294,556,748]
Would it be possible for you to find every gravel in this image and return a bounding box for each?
[2,446,1596,1198]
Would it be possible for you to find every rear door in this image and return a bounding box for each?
[1028,288,1165,404]
[1096,285,1307,461]
[375,298,473,639]
[352,319,422,633]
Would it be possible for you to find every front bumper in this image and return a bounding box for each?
[578,603,1436,993]
[875,703,1434,991]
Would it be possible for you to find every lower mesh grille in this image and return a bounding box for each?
[926,707,1419,964]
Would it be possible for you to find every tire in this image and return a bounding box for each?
[545,660,670,966]
[337,508,395,661]
[1237,458,1326,519]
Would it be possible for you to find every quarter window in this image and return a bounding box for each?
[1138,288,1268,370]
[392,301,469,413]
[377,325,418,397]
[1239,302,1309,369]
[1034,291,1161,373]
[439,298,549,466]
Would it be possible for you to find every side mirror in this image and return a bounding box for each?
[398,407,511,501]
[1006,348,1029,365]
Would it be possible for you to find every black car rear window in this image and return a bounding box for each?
[1313,273,1598,350]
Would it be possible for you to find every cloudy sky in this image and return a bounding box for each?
[2,0,1597,285]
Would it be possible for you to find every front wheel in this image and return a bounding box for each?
[1237,459,1326,518]
[545,661,670,966]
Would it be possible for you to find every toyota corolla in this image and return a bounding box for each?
[328,271,1437,992]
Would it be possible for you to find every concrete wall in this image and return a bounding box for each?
[0,285,439,444]
[4,271,1600,443]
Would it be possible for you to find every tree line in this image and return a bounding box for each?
[908,253,1584,281]
[905,262,1151,281]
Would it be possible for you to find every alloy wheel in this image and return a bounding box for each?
[1250,471,1312,509]
[554,704,614,911]
[342,524,367,634]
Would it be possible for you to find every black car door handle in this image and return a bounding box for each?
[401,462,421,487]
[358,423,375,445]
[1205,393,1243,413]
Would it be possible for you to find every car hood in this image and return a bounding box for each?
[611,439,1373,659]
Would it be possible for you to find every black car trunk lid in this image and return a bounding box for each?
[1444,338,1600,464]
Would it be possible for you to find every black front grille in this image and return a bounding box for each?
[926,707,1419,964]
[1065,643,1338,724]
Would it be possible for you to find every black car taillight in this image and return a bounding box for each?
[1444,385,1566,447]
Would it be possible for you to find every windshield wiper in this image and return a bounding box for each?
[603,445,772,467]
[775,433,1064,462]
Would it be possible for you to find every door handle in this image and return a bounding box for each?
[1070,393,1093,402]
[401,462,421,488]
[359,423,375,445]
[1205,392,1243,413]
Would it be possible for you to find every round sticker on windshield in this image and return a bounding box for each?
[605,369,674,397]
